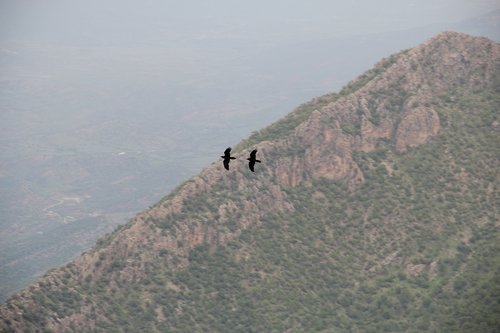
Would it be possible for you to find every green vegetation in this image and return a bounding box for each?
[6,87,497,333]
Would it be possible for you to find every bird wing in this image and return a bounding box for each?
[223,159,229,170]
[250,149,257,159]
[249,160,255,172]
[224,147,232,157]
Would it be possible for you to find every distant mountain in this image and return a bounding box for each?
[1,31,499,332]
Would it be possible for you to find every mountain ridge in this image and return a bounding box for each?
[1,31,499,332]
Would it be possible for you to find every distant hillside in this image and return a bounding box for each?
[1,31,499,333]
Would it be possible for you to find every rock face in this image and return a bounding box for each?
[394,106,440,152]
[255,32,499,188]
[1,32,499,333]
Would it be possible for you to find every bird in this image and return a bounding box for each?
[247,149,261,172]
[221,147,236,170]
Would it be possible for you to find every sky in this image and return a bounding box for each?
[1,0,499,47]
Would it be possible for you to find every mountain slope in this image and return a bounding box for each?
[1,31,499,333]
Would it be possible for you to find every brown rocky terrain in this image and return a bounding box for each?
[1,31,499,332]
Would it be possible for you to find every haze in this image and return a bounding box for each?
[2,1,498,43]
[0,0,498,302]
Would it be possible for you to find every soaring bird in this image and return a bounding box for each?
[221,147,236,170]
[247,149,261,172]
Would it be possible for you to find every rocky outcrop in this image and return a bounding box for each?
[261,32,500,188]
[395,105,440,152]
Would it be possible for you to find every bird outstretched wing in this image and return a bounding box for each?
[249,160,255,172]
[224,147,232,157]
[223,159,229,170]
[250,149,257,159]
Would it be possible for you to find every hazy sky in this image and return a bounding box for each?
[1,0,499,46]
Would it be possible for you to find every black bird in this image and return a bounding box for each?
[247,149,261,172]
[221,147,236,170]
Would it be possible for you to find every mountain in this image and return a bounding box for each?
[1,31,499,332]
[2,10,500,304]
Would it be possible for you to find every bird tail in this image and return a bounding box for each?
[256,159,261,163]
[230,157,236,159]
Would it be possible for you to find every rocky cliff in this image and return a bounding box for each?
[1,31,499,333]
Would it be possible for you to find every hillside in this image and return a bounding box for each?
[1,31,499,332]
